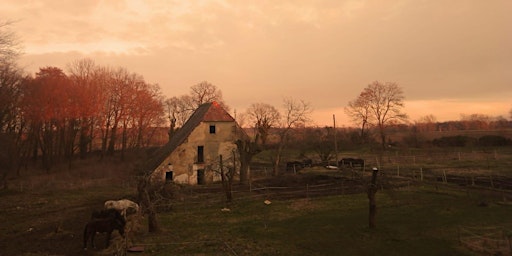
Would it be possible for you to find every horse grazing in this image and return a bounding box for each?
[104,199,140,218]
[339,158,365,169]
[83,217,125,250]
[91,208,124,221]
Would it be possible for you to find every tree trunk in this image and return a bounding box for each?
[107,125,117,156]
[235,138,260,185]
[273,144,284,176]
[137,177,160,233]
[168,118,176,143]
[379,124,386,149]
[219,155,233,203]
[368,168,379,229]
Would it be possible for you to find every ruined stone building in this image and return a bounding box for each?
[146,101,247,185]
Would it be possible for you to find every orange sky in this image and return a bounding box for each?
[2,0,511,126]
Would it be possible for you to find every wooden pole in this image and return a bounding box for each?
[333,114,339,168]
[368,167,379,229]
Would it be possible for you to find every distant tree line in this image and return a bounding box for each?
[432,135,512,148]
[2,21,511,184]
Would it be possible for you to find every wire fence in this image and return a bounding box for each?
[458,226,512,255]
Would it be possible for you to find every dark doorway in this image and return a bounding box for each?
[165,171,173,182]
[197,169,205,185]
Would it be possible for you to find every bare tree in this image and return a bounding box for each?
[137,174,161,233]
[189,81,229,111]
[219,154,235,204]
[302,127,335,165]
[460,113,493,130]
[416,114,437,132]
[165,82,229,136]
[345,90,373,144]
[246,103,281,146]
[164,96,195,141]
[235,137,260,184]
[0,59,24,188]
[0,21,21,65]
[350,81,407,149]
[273,98,312,176]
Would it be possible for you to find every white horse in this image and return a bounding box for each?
[104,199,139,218]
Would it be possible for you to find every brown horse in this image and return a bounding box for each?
[91,208,124,221]
[83,215,125,250]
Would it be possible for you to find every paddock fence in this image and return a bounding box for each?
[458,226,512,256]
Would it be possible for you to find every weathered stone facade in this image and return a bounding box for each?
[148,102,246,185]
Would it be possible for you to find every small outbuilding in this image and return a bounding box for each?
[146,101,247,185]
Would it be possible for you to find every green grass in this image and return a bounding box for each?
[136,185,512,255]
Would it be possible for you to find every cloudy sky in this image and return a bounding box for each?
[2,0,511,126]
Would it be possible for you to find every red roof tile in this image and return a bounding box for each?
[202,101,235,122]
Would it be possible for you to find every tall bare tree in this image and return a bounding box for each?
[165,81,229,138]
[348,81,407,149]
[273,98,312,176]
[164,96,194,141]
[246,103,281,146]
[0,31,24,186]
[345,90,373,144]
[189,81,229,111]
[0,21,21,65]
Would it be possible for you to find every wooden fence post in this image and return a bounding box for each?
[507,232,511,254]
[368,167,379,229]
[397,165,400,177]
[420,168,423,181]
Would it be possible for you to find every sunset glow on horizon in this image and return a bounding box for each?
[2,0,511,127]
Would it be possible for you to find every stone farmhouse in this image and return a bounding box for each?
[146,101,247,185]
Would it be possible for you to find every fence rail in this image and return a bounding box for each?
[459,226,512,255]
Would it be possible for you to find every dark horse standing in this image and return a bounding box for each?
[83,209,126,250]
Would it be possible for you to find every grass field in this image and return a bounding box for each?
[135,184,512,256]
[1,149,512,255]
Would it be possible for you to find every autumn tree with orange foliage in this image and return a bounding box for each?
[20,67,78,170]
[9,59,166,170]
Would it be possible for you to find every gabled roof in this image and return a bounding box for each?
[144,101,236,173]
[203,101,235,122]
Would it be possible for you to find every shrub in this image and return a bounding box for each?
[432,135,476,147]
[477,135,512,147]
